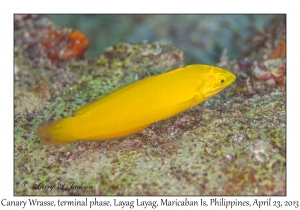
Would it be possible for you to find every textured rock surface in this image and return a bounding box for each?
[14,15,285,195]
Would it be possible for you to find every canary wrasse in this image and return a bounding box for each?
[35,64,236,145]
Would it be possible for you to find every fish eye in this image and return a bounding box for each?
[220,79,225,84]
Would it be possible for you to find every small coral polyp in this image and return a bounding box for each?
[42,29,89,63]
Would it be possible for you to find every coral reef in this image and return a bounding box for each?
[14,15,285,195]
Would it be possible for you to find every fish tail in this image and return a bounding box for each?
[35,118,76,145]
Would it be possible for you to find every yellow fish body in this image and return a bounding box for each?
[36,64,236,144]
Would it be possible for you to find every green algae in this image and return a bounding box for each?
[14,15,285,195]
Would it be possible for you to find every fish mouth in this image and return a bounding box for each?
[227,73,236,84]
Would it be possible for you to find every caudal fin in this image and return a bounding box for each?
[35,118,76,145]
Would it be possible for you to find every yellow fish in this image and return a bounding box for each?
[36,64,236,144]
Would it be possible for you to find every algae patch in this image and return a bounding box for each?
[14,15,285,195]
